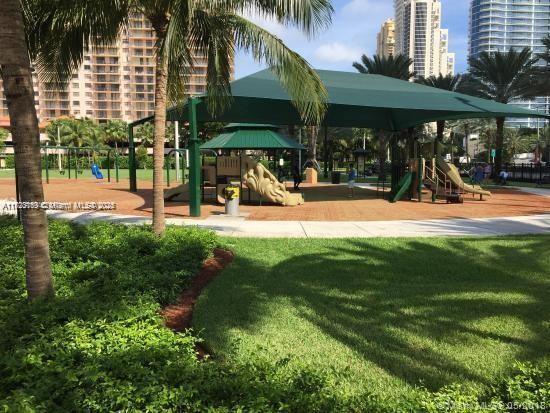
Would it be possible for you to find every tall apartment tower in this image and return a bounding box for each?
[394,0,455,77]
[469,0,550,127]
[0,13,228,123]
[377,19,396,58]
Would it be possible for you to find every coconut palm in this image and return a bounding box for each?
[416,74,463,155]
[466,48,539,175]
[0,0,53,299]
[27,0,332,235]
[102,119,128,151]
[136,122,155,147]
[353,54,415,178]
[353,54,415,80]
[59,118,94,148]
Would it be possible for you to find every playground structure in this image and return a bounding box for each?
[164,124,305,206]
[391,154,492,204]
[127,69,548,217]
[165,154,304,206]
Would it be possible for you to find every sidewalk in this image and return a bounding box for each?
[32,211,549,238]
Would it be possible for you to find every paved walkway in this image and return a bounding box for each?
[2,185,548,238]
[17,210,549,238]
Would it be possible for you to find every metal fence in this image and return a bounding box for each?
[459,162,550,183]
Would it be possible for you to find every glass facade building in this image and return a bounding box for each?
[469,0,550,127]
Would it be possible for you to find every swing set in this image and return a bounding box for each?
[41,145,121,184]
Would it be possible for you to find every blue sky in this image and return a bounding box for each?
[234,0,470,79]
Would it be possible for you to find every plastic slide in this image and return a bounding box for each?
[164,183,189,201]
[91,163,104,179]
[241,156,304,206]
[435,156,491,197]
[390,171,413,203]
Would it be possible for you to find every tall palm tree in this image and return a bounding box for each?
[0,0,53,299]
[27,0,332,235]
[353,54,415,178]
[416,74,463,155]
[466,48,539,175]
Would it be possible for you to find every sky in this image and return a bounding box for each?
[234,0,470,79]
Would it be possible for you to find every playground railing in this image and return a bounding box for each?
[165,149,188,187]
[459,162,550,183]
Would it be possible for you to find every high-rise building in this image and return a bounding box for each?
[469,0,550,127]
[394,0,455,77]
[0,13,231,123]
[377,19,396,58]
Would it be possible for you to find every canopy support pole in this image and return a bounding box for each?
[188,97,201,217]
[323,125,328,178]
[175,121,180,182]
[128,124,137,192]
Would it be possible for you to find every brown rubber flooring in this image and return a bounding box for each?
[1,178,548,221]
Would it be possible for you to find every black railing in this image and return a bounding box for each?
[459,162,550,183]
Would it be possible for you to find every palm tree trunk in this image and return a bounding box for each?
[152,22,168,235]
[494,117,505,177]
[0,0,53,299]
[436,121,445,156]
[306,126,320,171]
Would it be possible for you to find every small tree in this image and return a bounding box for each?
[0,128,8,154]
[102,119,127,150]
[136,122,154,147]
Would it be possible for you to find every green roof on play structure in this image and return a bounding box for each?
[134,68,549,131]
[200,123,304,150]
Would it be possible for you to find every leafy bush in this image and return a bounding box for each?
[0,217,547,412]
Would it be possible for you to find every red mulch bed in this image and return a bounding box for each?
[162,248,234,357]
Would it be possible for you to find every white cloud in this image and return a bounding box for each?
[314,42,363,63]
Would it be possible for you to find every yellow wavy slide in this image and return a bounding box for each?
[436,155,491,197]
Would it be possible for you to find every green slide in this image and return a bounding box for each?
[390,171,413,203]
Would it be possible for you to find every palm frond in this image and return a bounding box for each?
[23,0,130,85]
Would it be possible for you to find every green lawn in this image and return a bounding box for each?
[194,236,550,400]
[0,168,187,183]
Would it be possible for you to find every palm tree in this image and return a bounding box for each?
[85,122,107,162]
[416,74,463,155]
[59,118,94,148]
[353,54,415,178]
[102,119,128,151]
[353,54,415,80]
[136,122,155,147]
[28,0,332,235]
[0,0,53,299]
[466,48,539,175]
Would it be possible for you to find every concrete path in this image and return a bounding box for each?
[2,186,549,238]
[16,210,547,238]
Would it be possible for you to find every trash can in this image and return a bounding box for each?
[224,185,240,216]
[331,171,341,184]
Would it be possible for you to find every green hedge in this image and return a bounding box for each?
[0,218,548,412]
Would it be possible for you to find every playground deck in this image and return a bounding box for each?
[0,178,548,221]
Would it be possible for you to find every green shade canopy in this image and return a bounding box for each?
[200,123,304,150]
[135,69,549,131]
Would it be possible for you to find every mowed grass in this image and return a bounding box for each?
[0,168,186,183]
[194,236,550,399]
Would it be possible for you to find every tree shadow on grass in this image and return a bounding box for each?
[195,236,550,391]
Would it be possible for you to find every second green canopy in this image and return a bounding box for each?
[200,123,304,150]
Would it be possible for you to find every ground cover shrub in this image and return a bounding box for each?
[0,218,548,412]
